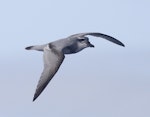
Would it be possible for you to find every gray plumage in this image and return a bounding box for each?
[25,32,125,101]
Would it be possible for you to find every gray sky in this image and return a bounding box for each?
[0,0,150,117]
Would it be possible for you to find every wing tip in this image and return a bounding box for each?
[120,43,125,47]
[33,97,36,102]
[32,94,38,102]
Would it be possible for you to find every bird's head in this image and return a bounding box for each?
[77,37,94,48]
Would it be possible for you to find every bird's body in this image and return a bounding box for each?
[25,32,125,101]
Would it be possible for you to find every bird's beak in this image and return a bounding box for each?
[88,42,95,47]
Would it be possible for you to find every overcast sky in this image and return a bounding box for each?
[0,0,150,117]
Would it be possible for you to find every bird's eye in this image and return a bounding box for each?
[79,39,85,42]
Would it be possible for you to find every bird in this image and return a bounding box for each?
[25,32,125,101]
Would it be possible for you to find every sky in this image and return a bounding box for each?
[0,0,150,117]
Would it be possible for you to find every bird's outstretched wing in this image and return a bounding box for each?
[69,32,125,47]
[33,45,65,101]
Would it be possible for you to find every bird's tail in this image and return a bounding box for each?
[25,44,47,51]
[25,46,34,50]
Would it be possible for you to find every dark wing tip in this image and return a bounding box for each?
[33,96,37,102]
[118,42,125,47]
[25,46,33,50]
[32,93,38,102]
[32,82,48,102]
[122,44,125,47]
